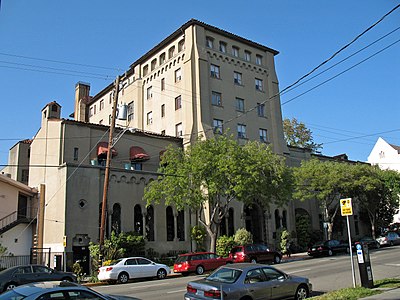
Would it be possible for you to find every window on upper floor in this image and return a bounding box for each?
[176,123,183,137]
[210,64,220,79]
[93,105,96,115]
[161,104,165,117]
[175,95,182,110]
[160,53,166,65]
[211,91,222,106]
[219,41,227,53]
[256,55,263,65]
[143,65,149,76]
[89,107,94,117]
[151,59,157,71]
[175,68,182,82]
[128,101,134,121]
[244,51,251,62]
[255,78,263,91]
[259,128,268,143]
[237,124,247,139]
[206,36,214,48]
[147,111,153,125]
[161,130,166,136]
[178,39,185,52]
[73,147,79,161]
[236,97,245,112]
[168,46,175,59]
[234,71,242,85]
[147,86,153,99]
[213,119,223,134]
[100,100,104,111]
[161,78,165,91]
[232,46,239,57]
[257,103,265,117]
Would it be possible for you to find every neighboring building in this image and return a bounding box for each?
[368,137,400,223]
[0,174,38,256]
[1,139,31,185]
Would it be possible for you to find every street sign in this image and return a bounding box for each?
[63,236,67,247]
[340,198,353,216]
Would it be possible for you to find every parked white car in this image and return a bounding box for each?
[376,231,400,247]
[98,257,170,284]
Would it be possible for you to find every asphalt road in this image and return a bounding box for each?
[92,245,400,300]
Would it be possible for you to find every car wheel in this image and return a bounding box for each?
[250,258,257,263]
[196,265,205,275]
[117,272,129,284]
[390,241,394,246]
[157,268,167,279]
[4,283,17,291]
[274,255,281,264]
[376,243,380,249]
[295,285,309,300]
[328,249,333,256]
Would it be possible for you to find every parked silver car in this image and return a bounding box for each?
[184,263,312,300]
[376,231,400,246]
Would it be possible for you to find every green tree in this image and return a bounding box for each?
[234,228,253,245]
[216,235,236,257]
[144,135,293,252]
[0,243,7,256]
[283,118,322,153]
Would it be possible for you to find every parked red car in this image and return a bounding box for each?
[229,244,282,264]
[173,252,232,275]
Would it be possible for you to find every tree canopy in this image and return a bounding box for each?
[283,117,322,153]
[144,135,293,251]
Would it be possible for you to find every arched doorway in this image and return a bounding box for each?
[244,203,264,243]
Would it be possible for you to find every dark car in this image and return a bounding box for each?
[307,239,350,257]
[0,265,77,293]
[0,281,119,300]
[184,263,312,300]
[174,252,232,275]
[355,236,380,249]
[229,244,282,264]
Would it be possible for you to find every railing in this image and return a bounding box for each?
[0,207,37,232]
[0,255,31,270]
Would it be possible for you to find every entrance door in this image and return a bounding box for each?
[18,194,28,219]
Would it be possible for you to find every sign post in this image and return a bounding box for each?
[340,198,356,288]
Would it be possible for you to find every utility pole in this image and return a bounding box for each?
[99,75,121,260]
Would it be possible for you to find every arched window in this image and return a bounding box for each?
[134,205,143,235]
[282,210,287,229]
[275,209,281,230]
[177,210,185,241]
[111,203,121,234]
[228,208,234,236]
[166,206,174,241]
[146,206,155,241]
[219,217,227,236]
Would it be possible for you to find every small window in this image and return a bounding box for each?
[176,123,183,137]
[89,107,94,117]
[51,104,58,112]
[128,101,134,121]
[73,147,79,161]
[257,103,265,117]
[256,55,262,65]
[151,59,157,71]
[255,78,263,91]
[178,39,185,52]
[206,36,214,48]
[210,64,220,79]
[213,119,223,134]
[232,46,239,57]
[161,130,166,135]
[168,46,175,59]
[237,124,247,139]
[132,162,142,170]
[175,95,182,110]
[147,111,153,125]
[234,72,242,85]
[236,98,244,112]
[160,53,166,65]
[93,105,96,115]
[143,65,149,76]
[219,41,227,53]
[100,100,104,111]
[259,129,268,143]
[147,86,153,99]
[161,78,165,91]
[211,91,222,106]
[161,104,165,118]
[244,51,251,62]
[175,68,182,82]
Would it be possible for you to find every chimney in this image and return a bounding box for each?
[74,82,91,122]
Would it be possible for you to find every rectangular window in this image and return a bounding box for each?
[161,78,165,91]
[161,104,165,117]
[143,65,149,76]
[128,101,134,121]
[89,107,94,117]
[147,86,152,99]
[109,114,112,125]
[213,119,223,134]
[255,78,263,91]
[210,64,220,79]
[232,46,239,57]
[176,123,183,137]
[244,51,251,62]
[132,162,142,171]
[256,55,262,65]
[21,169,29,184]
[236,97,245,112]
[151,59,157,71]
[147,111,153,125]
[109,93,112,104]
[160,53,166,65]
[168,46,175,59]
[219,41,227,53]
[206,36,214,48]
[175,95,182,110]
[234,72,242,85]
[237,124,247,139]
[100,100,104,111]
[211,91,222,106]
[73,147,79,161]
[259,129,268,143]
[175,68,182,82]
[257,103,265,117]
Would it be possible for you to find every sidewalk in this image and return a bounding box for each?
[281,251,310,263]
[361,287,400,299]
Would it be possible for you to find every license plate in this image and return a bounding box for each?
[196,290,204,296]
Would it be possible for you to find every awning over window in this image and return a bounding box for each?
[130,146,150,161]
[97,142,117,157]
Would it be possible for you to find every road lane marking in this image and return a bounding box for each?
[288,268,311,274]
[385,263,400,267]
[167,289,187,294]
[128,282,173,289]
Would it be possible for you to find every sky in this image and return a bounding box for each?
[0,1,399,167]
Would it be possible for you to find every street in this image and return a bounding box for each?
[92,246,400,300]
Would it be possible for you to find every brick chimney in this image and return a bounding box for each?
[74,82,91,122]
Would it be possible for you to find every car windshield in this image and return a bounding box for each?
[109,259,123,265]
[175,256,190,263]
[206,267,242,284]
[0,290,25,300]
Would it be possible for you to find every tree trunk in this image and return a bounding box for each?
[327,222,333,240]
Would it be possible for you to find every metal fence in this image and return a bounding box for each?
[0,255,31,270]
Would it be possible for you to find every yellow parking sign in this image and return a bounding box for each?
[340,198,353,216]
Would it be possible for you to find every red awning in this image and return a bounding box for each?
[97,142,117,157]
[130,146,150,161]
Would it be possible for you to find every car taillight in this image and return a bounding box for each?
[187,284,197,294]
[204,289,226,298]
[317,247,323,251]
[105,267,113,272]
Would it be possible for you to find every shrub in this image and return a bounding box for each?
[234,228,253,245]
[190,225,207,251]
[279,228,290,254]
[216,235,236,257]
